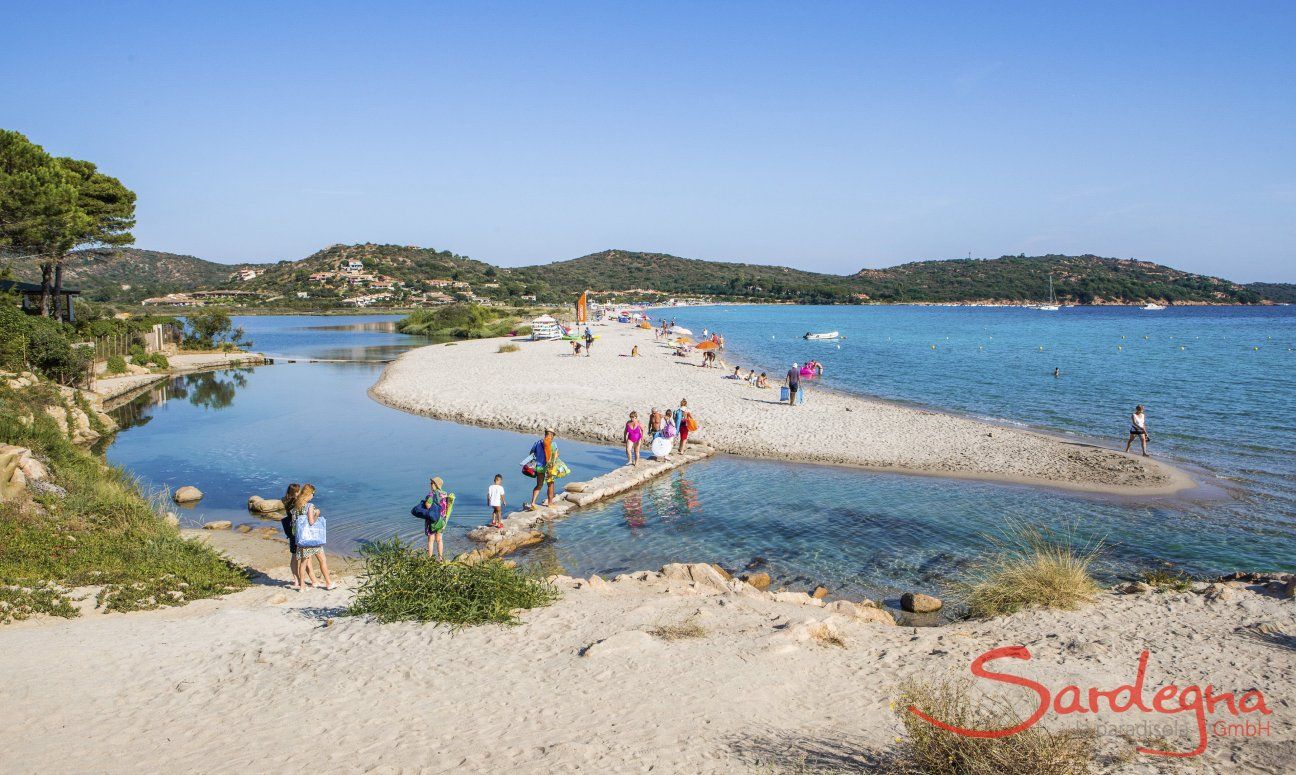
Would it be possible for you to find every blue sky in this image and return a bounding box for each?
[3,1,1293,280]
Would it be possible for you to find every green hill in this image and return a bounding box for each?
[1,247,263,303]
[851,254,1266,305]
[1244,282,1296,304]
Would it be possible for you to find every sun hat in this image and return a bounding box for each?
[544,427,556,435]
[431,476,443,489]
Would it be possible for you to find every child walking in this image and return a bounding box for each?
[487,474,506,530]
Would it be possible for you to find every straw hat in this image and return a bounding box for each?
[430,476,443,489]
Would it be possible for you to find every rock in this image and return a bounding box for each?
[852,605,898,626]
[202,520,232,530]
[236,524,253,533]
[1284,578,1296,600]
[586,574,611,591]
[901,592,943,613]
[247,495,285,513]
[812,585,830,599]
[174,486,203,503]
[1204,583,1235,603]
[28,479,67,498]
[742,572,772,591]
[710,564,733,581]
[252,526,281,540]
[164,512,180,528]
[773,591,823,607]
[1118,581,1152,595]
[564,482,587,493]
[661,563,731,592]
[745,556,767,570]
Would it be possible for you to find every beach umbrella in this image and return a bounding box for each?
[669,326,692,335]
[675,336,694,344]
[638,321,652,329]
[695,340,719,351]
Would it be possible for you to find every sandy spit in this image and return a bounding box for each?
[370,323,1192,495]
[0,529,1290,774]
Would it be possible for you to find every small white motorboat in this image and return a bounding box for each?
[803,331,842,340]
[1142,303,1166,310]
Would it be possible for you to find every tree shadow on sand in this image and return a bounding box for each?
[726,730,890,773]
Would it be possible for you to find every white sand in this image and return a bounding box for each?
[0,532,1290,773]
[371,323,1192,495]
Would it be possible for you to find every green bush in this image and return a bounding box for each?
[105,355,128,374]
[348,537,558,626]
[129,344,147,363]
[0,304,92,384]
[497,343,520,353]
[148,352,169,369]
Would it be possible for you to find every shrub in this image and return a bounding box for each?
[129,344,147,363]
[348,537,558,626]
[148,351,169,369]
[183,309,250,350]
[0,305,92,384]
[105,354,128,374]
[1140,568,1194,592]
[958,523,1102,619]
[894,678,1094,774]
[497,343,520,353]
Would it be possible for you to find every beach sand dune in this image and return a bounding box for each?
[0,534,1289,773]
[371,324,1191,495]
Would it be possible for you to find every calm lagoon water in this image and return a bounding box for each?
[103,309,1296,601]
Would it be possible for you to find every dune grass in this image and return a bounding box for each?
[959,522,1102,619]
[895,678,1094,775]
[497,343,520,353]
[0,382,249,621]
[1139,567,1194,592]
[348,537,558,626]
[649,619,707,640]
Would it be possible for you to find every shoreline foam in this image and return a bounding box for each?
[370,323,1194,496]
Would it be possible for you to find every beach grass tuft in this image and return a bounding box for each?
[649,619,707,640]
[958,522,1102,619]
[894,678,1094,774]
[348,537,558,626]
[1139,568,1194,592]
[497,343,520,353]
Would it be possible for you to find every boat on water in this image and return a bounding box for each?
[803,331,843,340]
[1142,303,1166,310]
[1037,274,1060,311]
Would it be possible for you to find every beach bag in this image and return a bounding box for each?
[411,492,437,520]
[797,387,807,405]
[520,452,537,478]
[660,422,676,439]
[295,510,326,547]
[780,386,790,402]
[686,414,698,432]
[551,458,571,479]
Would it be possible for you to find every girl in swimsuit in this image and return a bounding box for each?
[624,411,644,465]
[1125,405,1150,456]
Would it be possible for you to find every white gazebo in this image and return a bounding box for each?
[530,314,562,340]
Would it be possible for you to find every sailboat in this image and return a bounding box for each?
[1037,274,1060,311]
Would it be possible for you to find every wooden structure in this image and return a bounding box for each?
[1,280,81,322]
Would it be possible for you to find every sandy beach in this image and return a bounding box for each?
[0,530,1290,774]
[371,323,1192,495]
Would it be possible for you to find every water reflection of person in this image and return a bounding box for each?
[622,492,646,529]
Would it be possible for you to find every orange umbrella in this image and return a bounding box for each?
[675,336,694,345]
[638,321,652,329]
[695,340,719,350]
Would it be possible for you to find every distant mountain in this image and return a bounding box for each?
[1244,282,1296,304]
[851,254,1266,305]
[2,247,264,303]
[5,243,1288,307]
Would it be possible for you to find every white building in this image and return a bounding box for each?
[345,259,364,273]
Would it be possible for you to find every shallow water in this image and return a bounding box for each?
[102,309,1296,601]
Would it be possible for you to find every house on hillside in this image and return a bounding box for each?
[1,280,81,322]
[234,269,261,282]
[345,259,364,273]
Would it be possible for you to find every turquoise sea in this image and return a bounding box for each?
[103,308,1296,603]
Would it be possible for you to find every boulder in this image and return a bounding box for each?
[901,592,943,613]
[236,524,253,533]
[773,591,823,607]
[1204,583,1235,603]
[202,520,232,530]
[1285,578,1296,600]
[252,526,282,540]
[174,486,204,503]
[660,563,731,592]
[564,482,587,493]
[812,585,830,599]
[742,572,772,591]
[710,564,733,581]
[247,495,285,513]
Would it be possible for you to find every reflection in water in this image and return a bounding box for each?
[112,370,252,432]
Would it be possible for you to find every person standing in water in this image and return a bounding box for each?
[1125,405,1150,456]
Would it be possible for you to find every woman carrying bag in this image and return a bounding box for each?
[289,483,335,590]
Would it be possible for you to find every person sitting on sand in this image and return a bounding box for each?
[288,483,335,590]
[1125,405,1150,456]
[746,369,757,384]
[420,476,453,559]
[279,483,317,589]
[732,366,742,379]
[487,474,506,530]
[624,411,644,465]
[527,429,563,509]
[757,372,769,388]
[630,345,639,357]
[571,340,582,356]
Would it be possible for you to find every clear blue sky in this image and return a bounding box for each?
[4,1,1293,281]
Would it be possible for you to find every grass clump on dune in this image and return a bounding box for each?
[959,522,1102,619]
[497,343,520,353]
[0,383,249,620]
[895,678,1094,775]
[348,537,558,626]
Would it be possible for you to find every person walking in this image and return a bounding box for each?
[786,363,801,406]
[624,411,644,465]
[288,483,335,590]
[648,407,662,434]
[584,326,594,356]
[279,482,317,589]
[676,399,694,454]
[419,476,454,559]
[487,474,506,530]
[1125,405,1150,456]
[527,428,561,509]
